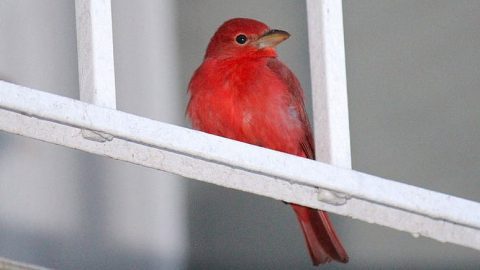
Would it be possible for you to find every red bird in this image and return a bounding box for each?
[187,18,348,265]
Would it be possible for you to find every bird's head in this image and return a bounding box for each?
[204,18,290,60]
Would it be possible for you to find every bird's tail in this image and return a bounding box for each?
[291,204,349,265]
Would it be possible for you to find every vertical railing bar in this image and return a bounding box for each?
[75,0,117,141]
[75,0,116,108]
[307,0,351,168]
[307,0,351,203]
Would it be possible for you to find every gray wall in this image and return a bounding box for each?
[0,0,479,269]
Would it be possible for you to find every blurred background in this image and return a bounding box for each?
[0,0,479,269]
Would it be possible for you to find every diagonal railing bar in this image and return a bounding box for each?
[0,80,479,251]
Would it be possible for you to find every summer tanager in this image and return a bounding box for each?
[187,18,348,265]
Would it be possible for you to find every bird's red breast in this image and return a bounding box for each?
[188,56,310,157]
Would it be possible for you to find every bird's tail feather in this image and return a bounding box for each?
[291,204,349,265]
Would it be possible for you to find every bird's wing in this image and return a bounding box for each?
[267,58,315,159]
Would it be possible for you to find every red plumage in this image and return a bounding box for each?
[187,18,348,265]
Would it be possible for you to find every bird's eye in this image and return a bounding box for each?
[235,34,248,45]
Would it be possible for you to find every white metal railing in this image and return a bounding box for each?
[1,80,479,251]
[75,0,117,142]
[0,0,478,258]
[308,0,351,169]
[0,257,50,270]
[75,0,116,108]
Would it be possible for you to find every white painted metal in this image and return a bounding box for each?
[75,0,116,140]
[307,0,351,168]
[0,81,479,251]
[0,257,50,270]
[307,0,351,205]
[75,0,116,108]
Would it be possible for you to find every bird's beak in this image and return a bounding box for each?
[254,29,290,49]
